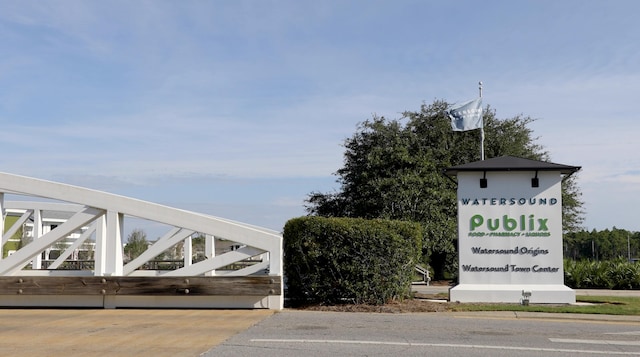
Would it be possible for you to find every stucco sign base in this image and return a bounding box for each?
[449,284,575,304]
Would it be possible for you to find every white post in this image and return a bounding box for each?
[31,210,43,269]
[205,234,216,276]
[183,235,193,268]
[94,211,123,276]
[268,237,284,309]
[0,193,4,260]
[94,214,107,275]
[105,211,124,276]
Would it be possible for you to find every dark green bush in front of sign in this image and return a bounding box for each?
[283,216,422,306]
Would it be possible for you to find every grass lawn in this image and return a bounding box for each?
[448,295,640,315]
[295,295,640,315]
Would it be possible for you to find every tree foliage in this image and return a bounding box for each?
[123,228,148,261]
[565,228,639,261]
[306,100,585,280]
[561,175,585,234]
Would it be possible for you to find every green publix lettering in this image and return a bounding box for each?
[470,214,548,232]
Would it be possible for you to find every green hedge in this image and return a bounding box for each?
[564,259,640,289]
[283,216,422,305]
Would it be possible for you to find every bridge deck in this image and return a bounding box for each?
[0,308,274,356]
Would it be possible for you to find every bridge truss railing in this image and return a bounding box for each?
[0,172,283,309]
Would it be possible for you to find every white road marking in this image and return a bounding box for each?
[605,331,640,336]
[250,339,640,355]
[550,338,640,346]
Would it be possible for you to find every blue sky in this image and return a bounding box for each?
[1,1,639,236]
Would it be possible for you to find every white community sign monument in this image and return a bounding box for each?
[444,155,581,304]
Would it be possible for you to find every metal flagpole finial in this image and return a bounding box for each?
[479,81,483,98]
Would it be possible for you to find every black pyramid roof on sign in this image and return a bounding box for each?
[443,156,581,176]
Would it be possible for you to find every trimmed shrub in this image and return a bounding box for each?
[284,216,422,305]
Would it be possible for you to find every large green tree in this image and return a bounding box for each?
[306,100,584,280]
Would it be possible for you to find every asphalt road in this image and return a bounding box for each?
[205,310,640,357]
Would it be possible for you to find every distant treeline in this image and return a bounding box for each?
[564,228,639,261]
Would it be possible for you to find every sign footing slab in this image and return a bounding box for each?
[450,284,575,304]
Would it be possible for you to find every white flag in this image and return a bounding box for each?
[448,98,483,131]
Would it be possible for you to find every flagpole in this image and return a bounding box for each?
[479,81,484,160]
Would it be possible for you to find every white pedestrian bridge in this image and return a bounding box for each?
[0,172,283,309]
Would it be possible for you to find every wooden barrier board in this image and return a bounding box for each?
[0,276,281,296]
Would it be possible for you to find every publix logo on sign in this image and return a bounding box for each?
[462,196,558,237]
[470,214,548,232]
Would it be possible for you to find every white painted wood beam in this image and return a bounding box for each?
[163,246,264,277]
[0,193,4,259]
[123,228,193,276]
[216,261,269,276]
[0,172,283,278]
[31,209,42,270]
[183,236,193,268]
[6,201,84,212]
[103,211,123,276]
[94,214,107,276]
[205,234,216,276]
[47,222,96,269]
[2,210,31,246]
[0,207,103,275]
[0,173,280,251]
